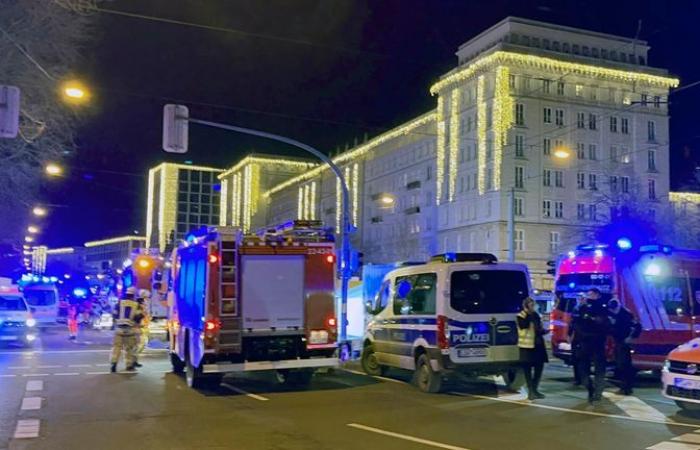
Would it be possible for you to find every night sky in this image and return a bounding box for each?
[43,0,700,247]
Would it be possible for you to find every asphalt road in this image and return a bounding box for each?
[1,327,700,450]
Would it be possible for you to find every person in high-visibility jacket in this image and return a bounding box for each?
[110,288,144,373]
[517,297,549,401]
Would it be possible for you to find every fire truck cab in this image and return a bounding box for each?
[168,221,339,389]
[551,242,700,371]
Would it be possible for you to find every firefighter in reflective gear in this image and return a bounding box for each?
[517,297,549,400]
[110,288,144,373]
[134,290,152,367]
[571,288,610,403]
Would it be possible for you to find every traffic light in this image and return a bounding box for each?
[349,250,364,275]
[162,104,189,153]
[546,260,556,276]
[0,85,20,138]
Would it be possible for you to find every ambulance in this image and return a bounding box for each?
[167,221,338,389]
[662,339,700,410]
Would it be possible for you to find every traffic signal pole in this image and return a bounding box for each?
[185,118,354,347]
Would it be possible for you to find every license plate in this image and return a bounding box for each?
[0,336,17,341]
[675,378,700,390]
[457,347,488,358]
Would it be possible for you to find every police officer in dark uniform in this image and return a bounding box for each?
[571,288,610,403]
[568,294,586,386]
[608,297,641,395]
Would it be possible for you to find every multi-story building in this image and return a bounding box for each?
[82,236,146,274]
[218,154,317,232]
[146,163,223,252]
[255,17,679,289]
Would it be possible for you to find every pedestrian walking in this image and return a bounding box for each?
[110,288,144,373]
[517,297,549,400]
[608,297,641,395]
[571,288,610,403]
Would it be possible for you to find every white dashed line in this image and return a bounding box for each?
[603,391,667,422]
[9,366,30,370]
[25,380,43,392]
[647,442,700,449]
[21,373,49,377]
[221,383,269,401]
[347,423,471,450]
[13,419,40,439]
[68,364,92,368]
[0,374,17,378]
[672,433,700,444]
[20,397,42,410]
[36,365,61,369]
[85,371,110,375]
[53,372,80,376]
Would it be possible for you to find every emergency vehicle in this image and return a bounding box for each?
[167,221,339,389]
[0,278,37,346]
[661,338,700,410]
[361,253,531,393]
[551,241,700,371]
[121,251,169,318]
[21,280,59,327]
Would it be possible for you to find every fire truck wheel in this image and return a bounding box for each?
[361,344,387,376]
[185,357,220,389]
[415,354,442,393]
[170,352,185,374]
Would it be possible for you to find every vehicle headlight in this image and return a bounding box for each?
[663,359,671,372]
[25,318,36,327]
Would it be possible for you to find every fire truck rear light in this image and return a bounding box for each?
[325,254,336,264]
[208,254,219,264]
[205,319,219,331]
[327,317,337,328]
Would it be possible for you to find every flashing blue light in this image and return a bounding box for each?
[49,276,57,283]
[123,258,132,268]
[72,288,88,298]
[41,277,49,283]
[444,252,457,262]
[64,274,71,279]
[569,282,576,289]
[644,262,662,277]
[32,276,39,282]
[617,238,633,251]
[21,274,31,282]
[594,249,604,258]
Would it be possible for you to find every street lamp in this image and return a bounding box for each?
[27,226,39,234]
[61,81,90,104]
[32,206,47,217]
[507,146,571,262]
[45,163,63,177]
[24,236,34,243]
[378,194,396,206]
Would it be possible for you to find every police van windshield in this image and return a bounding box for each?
[0,296,27,311]
[450,270,528,314]
[24,290,57,306]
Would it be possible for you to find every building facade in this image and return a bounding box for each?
[146,163,223,252]
[245,17,679,289]
[82,236,146,274]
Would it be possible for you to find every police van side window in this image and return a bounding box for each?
[392,273,437,316]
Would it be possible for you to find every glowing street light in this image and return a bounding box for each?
[32,206,47,217]
[553,147,571,159]
[45,163,63,177]
[61,81,90,103]
[24,236,34,243]
[379,195,395,205]
[23,245,30,250]
[27,226,39,234]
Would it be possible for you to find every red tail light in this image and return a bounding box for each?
[327,317,337,328]
[208,254,219,264]
[437,315,449,350]
[325,254,336,264]
[205,319,219,332]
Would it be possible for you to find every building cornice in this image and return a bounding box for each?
[84,236,146,248]
[670,192,700,204]
[218,155,318,180]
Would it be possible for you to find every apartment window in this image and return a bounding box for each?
[577,172,585,189]
[577,112,585,129]
[610,176,618,193]
[589,204,597,221]
[648,150,657,171]
[610,146,618,162]
[543,107,552,124]
[608,87,616,102]
[648,121,656,141]
[621,176,630,193]
[515,166,524,189]
[543,138,551,156]
[426,165,432,180]
[610,117,618,133]
[550,231,561,253]
[543,169,552,187]
[515,103,525,126]
[515,229,525,252]
[641,94,648,106]
[557,81,565,95]
[514,197,524,216]
[555,201,563,218]
[654,96,661,108]
[577,142,585,159]
[555,109,564,126]
[515,135,525,157]
[589,113,597,130]
[621,117,629,134]
[621,147,631,164]
[543,79,551,94]
[588,173,597,190]
[555,170,564,187]
[590,86,597,100]
[575,84,583,97]
[648,179,657,200]
[588,144,597,160]
[486,168,493,190]
[543,200,551,218]
[509,74,515,89]
[577,203,585,219]
[467,116,473,132]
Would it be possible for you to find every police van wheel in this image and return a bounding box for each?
[170,352,185,374]
[361,344,387,376]
[503,368,525,391]
[415,354,442,393]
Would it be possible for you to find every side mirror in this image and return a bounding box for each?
[365,300,376,315]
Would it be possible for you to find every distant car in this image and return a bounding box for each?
[662,338,700,410]
[0,290,37,347]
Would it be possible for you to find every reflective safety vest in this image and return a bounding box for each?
[517,311,535,349]
[115,299,141,328]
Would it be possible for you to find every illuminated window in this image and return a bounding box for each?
[514,229,525,251]
[575,84,583,97]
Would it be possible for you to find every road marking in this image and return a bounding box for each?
[221,383,269,401]
[95,363,111,367]
[0,374,17,378]
[21,373,49,377]
[25,380,43,391]
[13,419,40,439]
[53,372,79,376]
[340,368,408,385]
[20,397,42,410]
[9,366,30,370]
[68,364,92,368]
[0,349,112,355]
[36,365,61,369]
[647,442,700,450]
[450,392,700,429]
[603,391,667,422]
[347,423,471,450]
[342,369,367,376]
[85,371,110,375]
[673,434,700,444]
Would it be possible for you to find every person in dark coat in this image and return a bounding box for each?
[568,294,586,386]
[517,297,549,400]
[608,297,641,395]
[571,288,610,403]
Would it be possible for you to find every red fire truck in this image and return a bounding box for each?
[120,251,168,318]
[167,221,339,389]
[551,241,700,371]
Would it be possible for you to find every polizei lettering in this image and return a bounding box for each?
[451,332,489,344]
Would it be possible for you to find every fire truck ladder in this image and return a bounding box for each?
[217,227,242,352]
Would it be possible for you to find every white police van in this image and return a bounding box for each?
[361,253,530,393]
